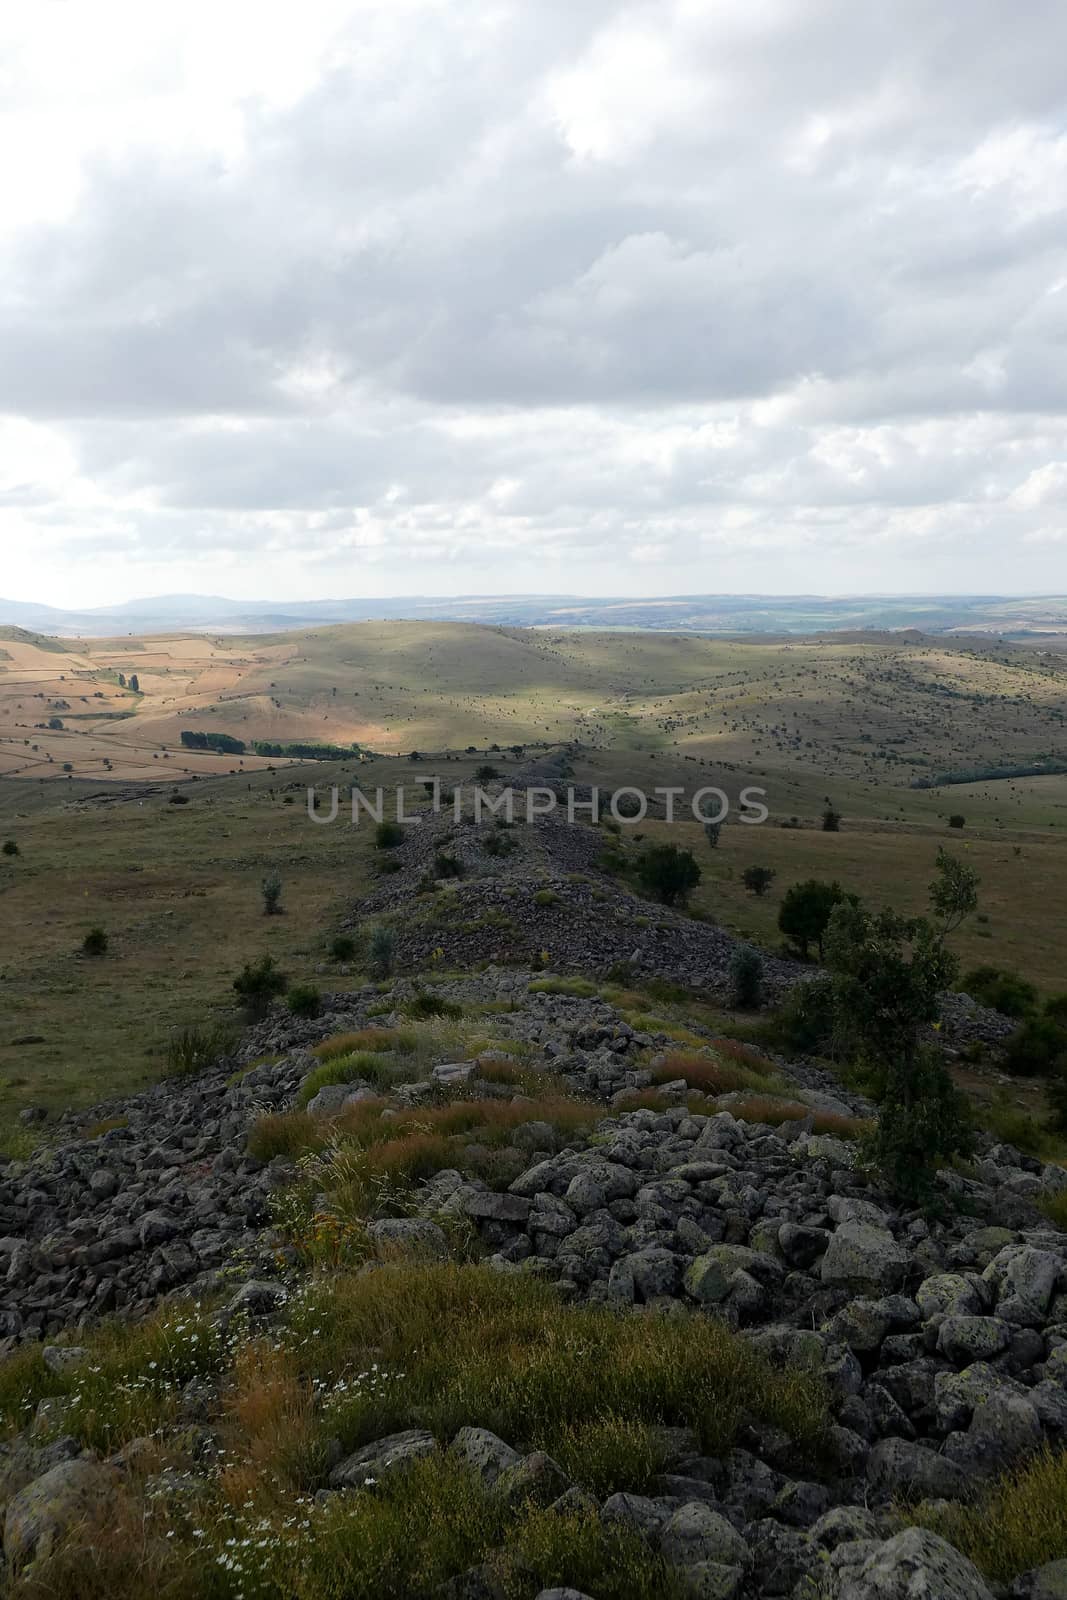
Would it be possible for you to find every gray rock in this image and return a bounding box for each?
[449,1427,521,1487]
[821,1222,910,1292]
[866,1438,970,1503]
[367,1218,449,1260]
[661,1503,750,1569]
[937,1315,1012,1366]
[329,1428,437,1488]
[494,1451,570,1508]
[834,1527,993,1599]
[5,1459,118,1571]
[1011,1560,1067,1599]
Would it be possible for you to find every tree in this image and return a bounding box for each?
[948,814,965,829]
[368,925,395,977]
[376,821,404,849]
[475,764,500,783]
[929,847,979,941]
[821,805,841,832]
[261,872,283,915]
[635,844,701,907]
[729,946,764,1010]
[233,954,287,1018]
[82,927,108,957]
[825,900,972,1201]
[47,717,63,730]
[742,865,775,897]
[778,879,849,960]
[129,674,140,693]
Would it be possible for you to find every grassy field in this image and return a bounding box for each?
[1,615,1066,1140]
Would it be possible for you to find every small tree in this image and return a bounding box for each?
[729,946,764,1010]
[375,820,404,849]
[826,900,972,1201]
[261,871,283,915]
[368,925,395,978]
[287,984,321,1018]
[233,954,287,1018]
[475,764,500,783]
[330,934,357,961]
[129,674,140,693]
[635,844,701,907]
[82,927,108,957]
[929,847,979,942]
[778,879,848,960]
[703,820,722,850]
[948,814,965,829]
[821,805,841,833]
[1,840,18,857]
[742,865,775,897]
[47,716,63,730]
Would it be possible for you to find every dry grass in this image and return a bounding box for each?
[915,1447,1067,1581]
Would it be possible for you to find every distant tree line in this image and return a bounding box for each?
[180,730,246,754]
[252,740,361,760]
[911,758,1067,789]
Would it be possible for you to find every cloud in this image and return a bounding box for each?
[1,0,1067,603]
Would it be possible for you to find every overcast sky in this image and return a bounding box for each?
[2,0,1067,605]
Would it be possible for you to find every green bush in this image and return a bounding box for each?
[434,851,464,879]
[330,934,357,961]
[960,966,1038,1018]
[778,879,849,960]
[165,1021,239,1077]
[375,821,404,849]
[261,870,283,915]
[1,840,18,857]
[407,989,463,1020]
[742,865,776,897]
[729,946,764,1010]
[635,844,701,907]
[82,926,108,957]
[233,954,288,1017]
[1003,1015,1067,1079]
[773,977,836,1053]
[948,813,966,828]
[287,983,322,1018]
[368,925,395,978]
[821,805,841,832]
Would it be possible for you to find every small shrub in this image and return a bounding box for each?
[821,805,841,832]
[742,865,775,897]
[165,1021,238,1077]
[368,925,395,978]
[330,934,357,961]
[483,830,517,857]
[948,813,966,828]
[729,946,764,1009]
[434,851,464,879]
[261,870,283,915]
[961,965,1039,1018]
[375,821,404,849]
[287,983,322,1018]
[534,888,559,907]
[82,926,108,957]
[1,840,18,857]
[1003,1015,1067,1079]
[474,764,500,782]
[233,953,288,1018]
[406,990,463,1020]
[635,844,701,907]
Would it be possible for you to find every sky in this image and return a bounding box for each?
[2,0,1067,606]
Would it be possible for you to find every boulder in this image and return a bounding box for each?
[5,1459,119,1571]
[821,1222,910,1293]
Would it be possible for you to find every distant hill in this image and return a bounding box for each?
[3,591,1067,638]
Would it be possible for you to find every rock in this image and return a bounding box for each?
[834,1527,993,1599]
[811,1506,881,1549]
[917,1273,987,1320]
[676,1563,744,1599]
[222,1279,287,1321]
[305,1083,356,1116]
[821,1222,910,1293]
[984,1247,1062,1327]
[449,1427,520,1487]
[937,1316,1012,1366]
[5,1459,118,1570]
[1011,1560,1067,1599]
[494,1451,570,1508]
[661,1503,750,1569]
[778,1223,829,1269]
[367,1218,449,1260]
[41,1346,89,1376]
[866,1438,971,1503]
[329,1429,437,1488]
[463,1192,532,1224]
[600,1491,668,1539]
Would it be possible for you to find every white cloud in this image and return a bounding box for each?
[1,0,1067,604]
